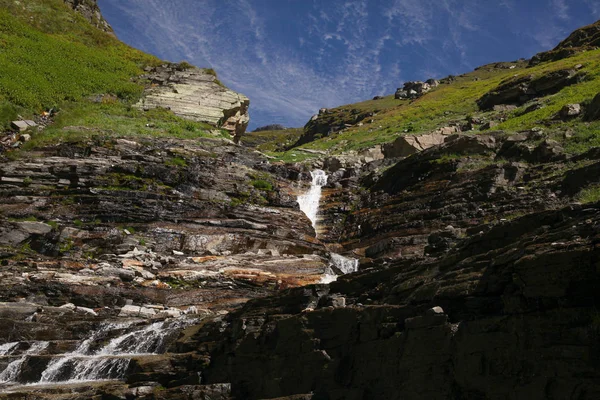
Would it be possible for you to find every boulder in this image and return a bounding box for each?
[559,103,581,119]
[14,222,52,235]
[383,127,460,158]
[531,139,566,163]
[383,133,446,158]
[395,81,432,99]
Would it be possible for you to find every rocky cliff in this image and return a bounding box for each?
[137,64,250,143]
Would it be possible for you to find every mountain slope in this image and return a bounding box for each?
[262,21,600,163]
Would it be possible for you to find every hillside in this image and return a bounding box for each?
[0,3,600,400]
[255,22,600,163]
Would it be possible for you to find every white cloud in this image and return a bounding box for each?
[99,0,594,128]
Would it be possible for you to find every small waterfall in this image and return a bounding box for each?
[297,169,328,231]
[320,253,360,284]
[331,253,359,274]
[0,343,19,356]
[0,318,195,386]
[0,342,49,383]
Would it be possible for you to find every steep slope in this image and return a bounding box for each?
[264,23,600,163]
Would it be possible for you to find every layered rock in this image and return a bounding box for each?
[137,65,250,143]
[477,68,585,110]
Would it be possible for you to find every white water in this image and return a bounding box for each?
[0,342,49,383]
[297,170,360,283]
[297,169,328,231]
[0,343,19,356]
[320,253,360,283]
[0,318,195,386]
[331,253,359,274]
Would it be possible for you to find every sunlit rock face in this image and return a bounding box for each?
[137,64,250,142]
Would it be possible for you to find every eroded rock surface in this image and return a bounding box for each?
[137,65,250,142]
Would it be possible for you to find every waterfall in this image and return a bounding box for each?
[320,253,360,283]
[0,342,49,383]
[0,343,19,356]
[331,253,359,274]
[297,169,328,231]
[0,318,195,386]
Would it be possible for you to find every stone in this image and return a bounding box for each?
[559,103,581,119]
[531,139,566,163]
[136,64,250,142]
[11,120,37,131]
[139,307,157,318]
[59,303,77,310]
[15,222,52,235]
[425,306,445,316]
[395,81,432,100]
[382,132,448,158]
[76,306,97,316]
[119,305,141,317]
[478,68,584,110]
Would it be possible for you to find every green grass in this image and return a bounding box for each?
[260,48,600,159]
[576,184,600,203]
[242,128,303,152]
[0,0,160,129]
[251,179,274,191]
[20,101,217,149]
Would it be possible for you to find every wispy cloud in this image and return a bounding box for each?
[100,0,597,129]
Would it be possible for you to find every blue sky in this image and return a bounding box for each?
[98,0,600,130]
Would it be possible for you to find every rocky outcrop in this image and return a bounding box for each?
[477,68,585,110]
[395,80,437,100]
[293,107,375,147]
[382,126,460,158]
[530,19,600,65]
[63,0,114,34]
[137,65,250,143]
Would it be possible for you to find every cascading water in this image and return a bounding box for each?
[0,342,49,383]
[0,317,196,387]
[297,169,328,231]
[297,170,360,283]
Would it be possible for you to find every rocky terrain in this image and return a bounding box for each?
[137,65,250,143]
[1,2,600,399]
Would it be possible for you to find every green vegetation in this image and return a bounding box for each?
[242,128,303,152]
[254,48,600,159]
[577,184,600,203]
[0,0,160,129]
[251,179,274,191]
[165,156,188,167]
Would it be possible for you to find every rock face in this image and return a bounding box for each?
[382,126,460,158]
[137,65,250,142]
[477,68,585,110]
[166,133,600,400]
[63,0,114,34]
